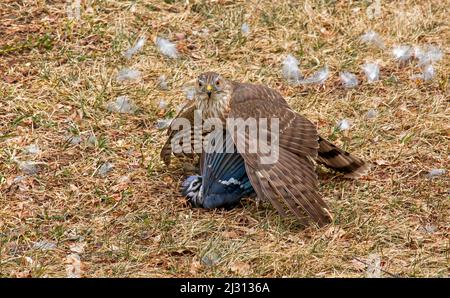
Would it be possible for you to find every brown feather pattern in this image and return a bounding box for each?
[160,73,370,225]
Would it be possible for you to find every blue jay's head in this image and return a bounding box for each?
[181,175,202,195]
[181,175,203,207]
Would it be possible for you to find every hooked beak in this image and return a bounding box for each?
[206,85,213,98]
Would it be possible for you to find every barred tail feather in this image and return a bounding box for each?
[317,137,370,179]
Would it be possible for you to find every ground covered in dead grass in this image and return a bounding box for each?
[0,0,448,277]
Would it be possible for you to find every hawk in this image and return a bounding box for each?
[161,72,370,226]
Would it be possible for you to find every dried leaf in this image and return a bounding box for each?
[69,242,86,254]
[350,259,366,271]
[222,231,239,239]
[189,258,202,275]
[375,159,389,166]
[65,253,83,278]
[230,261,251,275]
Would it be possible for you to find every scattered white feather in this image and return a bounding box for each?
[392,45,413,63]
[183,85,196,100]
[123,37,146,59]
[24,256,34,266]
[422,64,435,81]
[411,64,435,81]
[414,45,443,66]
[422,223,437,234]
[426,168,446,178]
[156,119,173,130]
[87,134,97,146]
[155,37,178,59]
[158,75,169,90]
[129,3,137,13]
[201,28,210,36]
[66,135,82,145]
[33,240,57,251]
[158,100,167,109]
[362,63,380,83]
[298,66,329,85]
[339,71,359,88]
[66,0,81,21]
[366,109,378,119]
[413,47,423,61]
[116,68,141,82]
[98,162,113,177]
[282,54,302,84]
[366,254,381,278]
[13,176,26,184]
[85,6,94,15]
[337,119,350,131]
[18,160,39,175]
[201,252,220,267]
[219,178,241,186]
[24,144,40,155]
[241,23,250,35]
[359,30,385,48]
[107,96,137,114]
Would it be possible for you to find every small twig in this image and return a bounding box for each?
[0,256,22,265]
[100,197,124,215]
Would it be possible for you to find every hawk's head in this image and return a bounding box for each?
[195,72,232,119]
[196,72,229,100]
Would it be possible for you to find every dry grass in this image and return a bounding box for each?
[0,0,448,277]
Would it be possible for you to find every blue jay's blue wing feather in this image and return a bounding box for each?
[182,130,255,209]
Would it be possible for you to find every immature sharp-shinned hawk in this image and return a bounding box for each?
[161,72,370,227]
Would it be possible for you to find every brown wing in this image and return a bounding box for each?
[228,83,332,226]
[160,101,198,166]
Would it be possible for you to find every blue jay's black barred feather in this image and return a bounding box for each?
[182,131,255,209]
